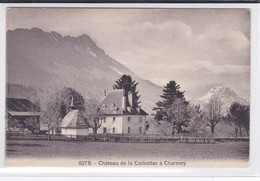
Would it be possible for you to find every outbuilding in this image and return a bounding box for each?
[60,98,92,137]
[6,98,41,134]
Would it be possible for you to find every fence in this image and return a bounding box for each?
[6,132,218,144]
[214,136,249,142]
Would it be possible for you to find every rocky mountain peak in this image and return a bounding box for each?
[207,85,238,98]
[77,34,92,41]
[31,27,43,31]
[197,85,249,114]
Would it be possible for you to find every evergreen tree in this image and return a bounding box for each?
[131,80,141,108]
[153,81,190,135]
[153,81,188,121]
[113,74,141,108]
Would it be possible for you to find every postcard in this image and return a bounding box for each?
[2,6,254,169]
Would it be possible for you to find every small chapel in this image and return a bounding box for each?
[60,97,92,137]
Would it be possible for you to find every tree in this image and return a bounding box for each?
[225,102,243,138]
[113,74,141,108]
[131,81,141,108]
[225,103,250,137]
[165,98,190,135]
[153,81,188,121]
[152,81,190,135]
[59,87,85,112]
[42,87,85,139]
[243,105,250,136]
[188,105,207,136]
[205,96,223,135]
[80,98,105,134]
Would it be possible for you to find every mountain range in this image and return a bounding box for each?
[6,28,249,116]
[6,28,162,114]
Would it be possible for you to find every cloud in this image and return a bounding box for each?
[6,8,250,99]
[198,29,250,52]
[141,21,193,39]
[172,61,249,74]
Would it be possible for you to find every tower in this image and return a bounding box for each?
[70,96,76,110]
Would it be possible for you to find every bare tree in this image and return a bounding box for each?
[41,87,85,140]
[80,98,104,134]
[166,98,190,135]
[188,105,207,136]
[205,96,223,135]
[41,91,64,140]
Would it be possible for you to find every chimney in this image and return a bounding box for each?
[128,92,134,108]
[104,88,109,97]
[122,89,126,112]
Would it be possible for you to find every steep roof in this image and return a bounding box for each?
[6,98,39,112]
[97,89,148,116]
[60,110,89,129]
[6,98,40,117]
[97,89,124,115]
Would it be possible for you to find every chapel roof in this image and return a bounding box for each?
[60,110,89,128]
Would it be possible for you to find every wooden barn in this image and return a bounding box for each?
[6,98,41,134]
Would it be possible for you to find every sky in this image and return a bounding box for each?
[6,8,250,99]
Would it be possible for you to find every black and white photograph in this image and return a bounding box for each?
[4,7,250,167]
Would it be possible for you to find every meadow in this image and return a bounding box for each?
[6,140,249,161]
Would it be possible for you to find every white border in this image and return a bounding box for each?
[0,3,259,177]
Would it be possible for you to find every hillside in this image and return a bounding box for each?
[6,28,249,136]
[6,28,162,114]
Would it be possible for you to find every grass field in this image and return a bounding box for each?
[6,140,249,161]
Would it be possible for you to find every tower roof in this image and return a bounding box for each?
[70,96,76,110]
[60,110,89,128]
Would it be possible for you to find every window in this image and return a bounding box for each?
[103,117,106,123]
[128,127,131,134]
[113,117,116,123]
[103,127,107,134]
[111,102,115,108]
[127,117,131,123]
[139,127,142,133]
[113,127,115,133]
[139,117,143,123]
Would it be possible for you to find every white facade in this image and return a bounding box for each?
[98,115,146,134]
[61,127,91,137]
